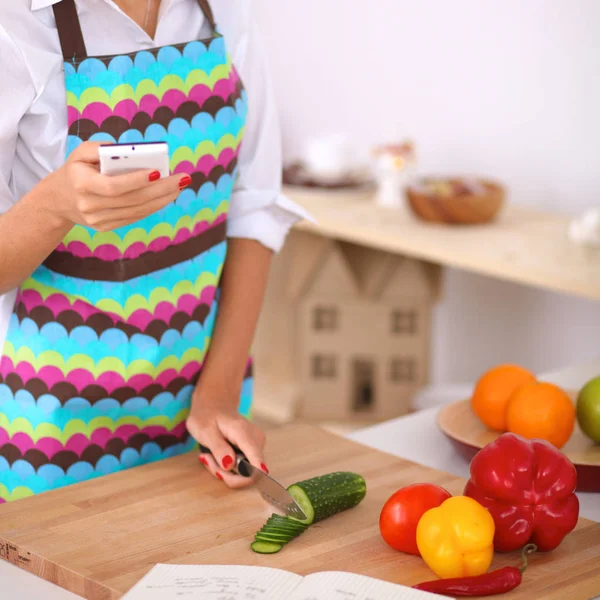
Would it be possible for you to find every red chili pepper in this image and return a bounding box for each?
[412,544,537,597]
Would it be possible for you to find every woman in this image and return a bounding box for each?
[0,0,309,502]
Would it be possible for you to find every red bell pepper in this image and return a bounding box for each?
[464,432,579,552]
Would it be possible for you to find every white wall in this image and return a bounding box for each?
[254,0,600,384]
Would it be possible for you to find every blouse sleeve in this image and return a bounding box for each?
[0,23,37,340]
[0,24,35,217]
[219,3,314,253]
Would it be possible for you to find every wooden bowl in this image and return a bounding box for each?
[437,397,600,492]
[406,178,505,225]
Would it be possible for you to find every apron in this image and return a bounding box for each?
[0,0,253,503]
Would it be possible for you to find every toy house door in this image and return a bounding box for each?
[352,358,376,413]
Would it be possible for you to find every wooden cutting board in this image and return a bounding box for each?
[0,424,599,600]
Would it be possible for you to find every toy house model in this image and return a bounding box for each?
[277,232,441,422]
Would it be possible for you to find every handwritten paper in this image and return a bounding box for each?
[122,564,302,600]
[122,565,445,600]
[289,571,447,600]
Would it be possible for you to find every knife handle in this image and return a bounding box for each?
[198,443,253,478]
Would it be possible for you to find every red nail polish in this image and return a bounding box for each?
[222,455,233,469]
[148,170,160,182]
[199,456,208,466]
[261,463,269,474]
[216,471,223,481]
[179,174,192,189]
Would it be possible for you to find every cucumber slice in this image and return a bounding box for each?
[287,472,366,525]
[263,527,300,537]
[260,526,301,537]
[256,527,296,542]
[251,541,282,554]
[264,521,305,533]
[255,533,292,544]
[258,529,300,542]
[267,515,308,528]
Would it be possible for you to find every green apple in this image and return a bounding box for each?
[576,376,600,443]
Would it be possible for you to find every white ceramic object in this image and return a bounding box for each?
[568,208,600,248]
[302,134,356,184]
[372,142,416,208]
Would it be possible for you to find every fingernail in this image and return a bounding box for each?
[222,455,233,469]
[261,463,269,474]
[216,471,223,481]
[179,174,192,190]
[148,170,160,182]
[199,456,208,466]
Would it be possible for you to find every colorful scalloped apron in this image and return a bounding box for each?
[0,0,252,503]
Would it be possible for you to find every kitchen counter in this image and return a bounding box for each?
[3,360,599,600]
[287,186,600,302]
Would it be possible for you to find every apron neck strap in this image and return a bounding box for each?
[52,0,218,61]
[52,0,87,61]
[197,0,216,32]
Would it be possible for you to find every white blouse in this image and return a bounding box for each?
[0,0,312,350]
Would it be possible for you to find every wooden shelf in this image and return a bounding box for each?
[286,186,600,302]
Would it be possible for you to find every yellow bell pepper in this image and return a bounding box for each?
[416,495,495,579]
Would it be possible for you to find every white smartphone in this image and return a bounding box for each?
[99,142,170,179]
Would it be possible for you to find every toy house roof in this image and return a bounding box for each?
[287,234,440,301]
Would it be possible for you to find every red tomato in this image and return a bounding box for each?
[379,483,452,555]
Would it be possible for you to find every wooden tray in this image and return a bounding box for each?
[1,424,599,600]
[437,398,600,493]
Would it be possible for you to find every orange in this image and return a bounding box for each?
[505,381,575,449]
[471,364,536,431]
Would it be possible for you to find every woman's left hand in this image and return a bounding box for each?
[186,396,267,489]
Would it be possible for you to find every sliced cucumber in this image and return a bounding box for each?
[258,529,301,542]
[267,515,308,528]
[260,526,301,537]
[287,472,366,525]
[262,527,299,537]
[249,472,366,555]
[263,521,305,533]
[251,541,282,554]
[256,527,294,537]
[254,533,290,546]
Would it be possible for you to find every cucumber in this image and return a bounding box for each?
[249,472,366,555]
[251,541,282,554]
[287,472,366,525]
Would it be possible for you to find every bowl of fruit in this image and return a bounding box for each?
[406,176,505,225]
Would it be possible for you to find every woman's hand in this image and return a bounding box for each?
[186,396,268,489]
[46,141,190,231]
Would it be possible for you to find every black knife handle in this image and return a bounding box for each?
[198,443,252,477]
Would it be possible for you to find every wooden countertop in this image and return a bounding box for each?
[1,424,599,600]
[286,186,600,301]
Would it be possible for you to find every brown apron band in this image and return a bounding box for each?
[52,0,88,61]
[52,0,218,61]
[197,0,217,31]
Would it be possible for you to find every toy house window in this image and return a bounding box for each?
[353,359,375,412]
[390,358,416,383]
[312,355,337,379]
[313,306,338,331]
[391,310,417,335]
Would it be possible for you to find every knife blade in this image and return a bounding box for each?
[198,443,307,521]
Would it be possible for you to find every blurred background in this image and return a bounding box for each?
[252,0,600,397]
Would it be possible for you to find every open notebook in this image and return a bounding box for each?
[121,564,450,599]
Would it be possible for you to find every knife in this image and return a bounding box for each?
[198,443,307,521]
